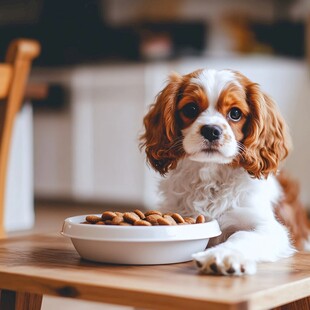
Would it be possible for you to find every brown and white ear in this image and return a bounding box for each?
[239,82,291,179]
[140,73,184,175]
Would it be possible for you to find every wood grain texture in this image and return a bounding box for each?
[0,234,309,310]
[0,39,40,238]
[0,65,12,99]
[273,296,310,310]
[0,290,42,310]
[15,291,43,310]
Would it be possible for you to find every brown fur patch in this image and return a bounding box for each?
[177,83,208,128]
[231,72,291,178]
[140,69,204,175]
[275,171,310,250]
[216,83,249,142]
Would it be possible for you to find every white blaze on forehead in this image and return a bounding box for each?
[191,69,240,108]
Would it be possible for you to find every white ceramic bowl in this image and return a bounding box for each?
[61,215,221,265]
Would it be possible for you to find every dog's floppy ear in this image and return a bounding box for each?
[140,73,184,175]
[239,82,291,178]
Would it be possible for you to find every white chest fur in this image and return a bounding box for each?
[159,159,281,221]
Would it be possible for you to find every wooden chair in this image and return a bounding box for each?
[0,39,40,238]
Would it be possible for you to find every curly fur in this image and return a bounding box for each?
[234,75,291,178]
[140,73,184,175]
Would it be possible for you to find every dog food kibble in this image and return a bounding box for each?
[101,211,117,221]
[184,217,196,224]
[163,215,177,225]
[171,213,186,224]
[123,212,141,224]
[85,215,101,224]
[145,214,162,225]
[82,210,209,226]
[145,210,162,217]
[134,209,146,219]
[95,221,105,225]
[134,219,152,226]
[196,214,206,224]
[157,215,177,225]
[111,215,124,225]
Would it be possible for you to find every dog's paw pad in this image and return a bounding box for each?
[226,266,235,274]
[209,262,219,273]
[192,248,256,276]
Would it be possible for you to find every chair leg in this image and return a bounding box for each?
[273,296,310,310]
[0,289,43,310]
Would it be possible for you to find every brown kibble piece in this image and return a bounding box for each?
[123,212,140,224]
[134,220,152,226]
[95,221,105,225]
[157,217,172,225]
[84,210,206,226]
[171,213,185,224]
[112,216,124,225]
[145,210,162,217]
[86,215,101,224]
[119,222,132,226]
[101,211,117,221]
[184,217,196,224]
[146,214,162,225]
[134,209,145,219]
[163,215,177,225]
[196,215,205,224]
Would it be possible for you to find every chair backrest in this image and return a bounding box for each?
[0,39,40,238]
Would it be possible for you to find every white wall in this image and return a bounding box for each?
[69,65,146,204]
[5,104,34,231]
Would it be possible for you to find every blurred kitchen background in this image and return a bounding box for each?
[1,0,310,233]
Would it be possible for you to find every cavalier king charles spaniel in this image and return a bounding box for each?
[140,68,310,276]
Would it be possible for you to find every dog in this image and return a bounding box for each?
[140,68,310,276]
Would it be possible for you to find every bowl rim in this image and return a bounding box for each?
[61,214,222,242]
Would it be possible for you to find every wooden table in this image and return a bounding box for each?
[0,234,309,310]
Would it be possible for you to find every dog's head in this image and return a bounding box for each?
[140,69,290,178]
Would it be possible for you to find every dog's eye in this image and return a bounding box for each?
[228,108,242,122]
[181,102,199,119]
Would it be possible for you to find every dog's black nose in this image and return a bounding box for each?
[200,125,222,142]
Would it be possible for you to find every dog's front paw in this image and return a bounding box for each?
[192,248,256,276]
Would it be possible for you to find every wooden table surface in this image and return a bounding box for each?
[0,234,309,310]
